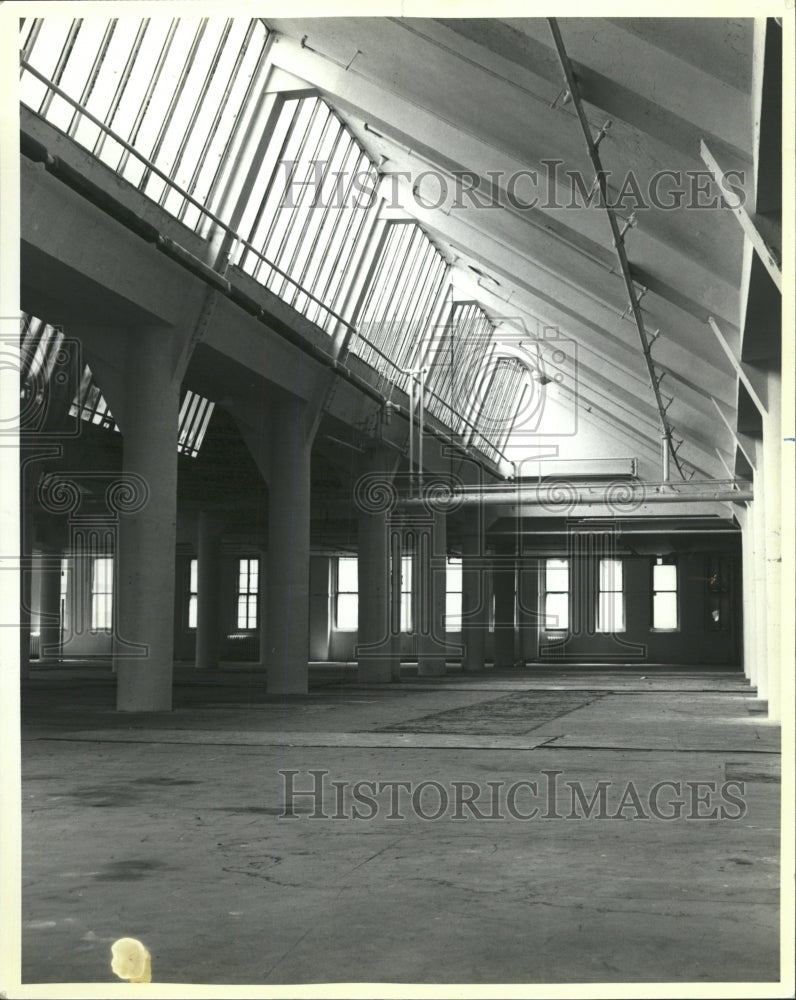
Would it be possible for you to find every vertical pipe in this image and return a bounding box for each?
[418,368,425,497]
[662,432,671,482]
[408,374,415,497]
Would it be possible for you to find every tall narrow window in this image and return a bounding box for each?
[237,557,258,629]
[401,555,413,632]
[597,558,625,633]
[652,557,678,630]
[59,556,71,634]
[188,558,198,629]
[91,556,113,631]
[445,556,462,630]
[543,558,569,631]
[335,556,358,630]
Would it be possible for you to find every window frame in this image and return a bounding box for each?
[188,557,198,630]
[334,555,358,632]
[542,557,569,632]
[90,555,113,632]
[596,557,625,634]
[400,554,413,633]
[236,556,259,631]
[651,556,679,632]
[445,555,463,631]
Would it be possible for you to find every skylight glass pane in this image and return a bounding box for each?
[21,15,270,231]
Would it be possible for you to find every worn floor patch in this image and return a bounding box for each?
[378,690,602,735]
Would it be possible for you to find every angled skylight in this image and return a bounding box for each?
[177,389,215,458]
[351,221,448,384]
[20,17,271,231]
[69,363,118,431]
[233,94,381,337]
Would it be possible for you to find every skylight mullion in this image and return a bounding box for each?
[158,20,233,209]
[355,225,401,363]
[185,398,207,457]
[280,116,346,309]
[313,151,379,317]
[302,143,365,323]
[38,19,82,118]
[378,230,425,364]
[423,298,455,402]
[178,18,256,216]
[178,391,201,448]
[418,286,456,380]
[254,97,324,281]
[265,102,335,296]
[411,260,449,388]
[293,129,354,303]
[93,19,150,160]
[396,250,441,372]
[47,20,111,133]
[405,254,447,372]
[358,223,413,372]
[238,97,302,274]
[137,19,208,195]
[66,19,117,138]
[114,19,179,179]
[20,18,44,69]
[377,226,426,360]
[198,22,270,224]
[192,398,215,456]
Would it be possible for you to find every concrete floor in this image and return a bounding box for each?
[20,664,781,987]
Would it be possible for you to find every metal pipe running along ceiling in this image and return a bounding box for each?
[400,481,753,508]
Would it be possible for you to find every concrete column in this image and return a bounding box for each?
[195,512,223,671]
[357,449,397,683]
[266,399,312,695]
[417,508,448,677]
[751,461,769,704]
[389,525,403,681]
[37,549,62,662]
[493,551,516,668]
[19,493,34,679]
[115,327,180,712]
[762,372,782,720]
[738,506,756,685]
[460,511,487,673]
[257,547,268,670]
[518,556,539,665]
[309,556,331,662]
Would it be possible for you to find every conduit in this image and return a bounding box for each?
[547,19,687,482]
